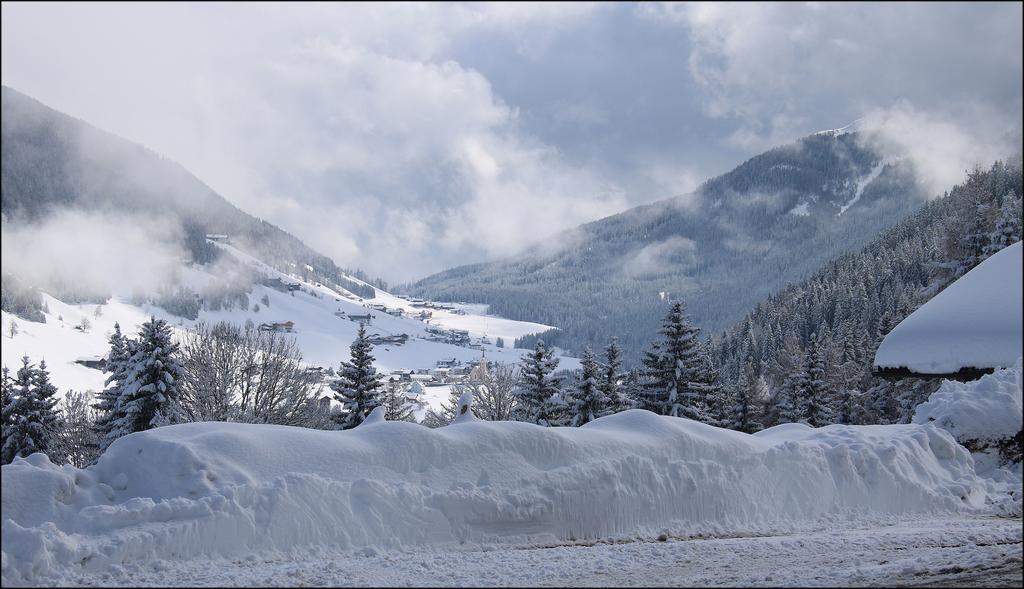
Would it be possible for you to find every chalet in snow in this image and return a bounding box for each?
[874,241,1023,380]
[367,333,409,346]
[259,320,295,333]
[262,277,302,293]
[347,313,373,325]
[204,234,230,243]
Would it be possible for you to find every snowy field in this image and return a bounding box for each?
[43,515,1024,587]
[0,240,575,401]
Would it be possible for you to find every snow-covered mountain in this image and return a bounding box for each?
[406,129,929,363]
[0,87,572,400]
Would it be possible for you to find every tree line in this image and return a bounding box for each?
[2,158,1020,466]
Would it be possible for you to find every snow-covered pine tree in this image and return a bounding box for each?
[100,317,185,450]
[726,358,766,433]
[380,381,415,423]
[600,338,628,415]
[802,332,835,427]
[692,338,726,425]
[569,347,605,426]
[1,356,62,464]
[94,323,131,450]
[331,324,384,429]
[514,339,562,426]
[984,191,1022,257]
[638,301,714,421]
[1,367,14,463]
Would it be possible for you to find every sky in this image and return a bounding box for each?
[2,2,1022,283]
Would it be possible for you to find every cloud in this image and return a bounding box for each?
[624,236,698,278]
[645,2,1023,152]
[857,101,1024,197]
[2,3,1020,283]
[0,211,186,299]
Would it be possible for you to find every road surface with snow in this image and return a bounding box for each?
[55,515,1023,587]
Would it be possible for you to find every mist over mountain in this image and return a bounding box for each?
[0,86,379,300]
[406,129,932,362]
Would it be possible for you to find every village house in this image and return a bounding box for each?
[259,320,295,333]
[348,313,372,327]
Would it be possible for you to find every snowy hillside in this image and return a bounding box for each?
[1,240,574,403]
[0,409,996,586]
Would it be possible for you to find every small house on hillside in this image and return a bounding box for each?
[873,241,1023,380]
[348,314,373,325]
[205,234,230,243]
[259,320,295,333]
[74,356,107,371]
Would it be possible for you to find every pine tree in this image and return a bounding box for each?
[94,323,131,449]
[727,358,767,433]
[515,339,562,426]
[101,317,184,450]
[803,332,835,426]
[600,338,628,415]
[331,324,384,429]
[638,301,715,421]
[1,357,62,464]
[569,347,605,426]
[1,367,14,463]
[984,191,1022,256]
[380,381,415,423]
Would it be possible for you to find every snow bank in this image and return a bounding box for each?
[874,241,1023,374]
[913,359,1023,443]
[913,359,1022,485]
[0,412,993,585]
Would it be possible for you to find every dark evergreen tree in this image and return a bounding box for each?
[1,367,14,463]
[331,324,384,429]
[1,357,62,464]
[638,301,715,421]
[600,338,628,414]
[568,347,605,426]
[726,358,767,433]
[100,317,184,451]
[802,332,835,426]
[515,339,563,426]
[94,323,131,449]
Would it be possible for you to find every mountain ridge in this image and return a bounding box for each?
[406,129,930,363]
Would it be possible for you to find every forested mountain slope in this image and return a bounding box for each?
[713,158,1023,427]
[408,130,928,362]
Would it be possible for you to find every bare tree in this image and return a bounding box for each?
[52,390,101,468]
[179,322,324,426]
[472,363,520,421]
[380,381,415,422]
[423,363,521,427]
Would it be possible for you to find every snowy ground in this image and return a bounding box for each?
[49,515,1024,587]
[1,239,577,403]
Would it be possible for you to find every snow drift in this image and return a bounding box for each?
[0,411,994,585]
[913,358,1023,482]
[874,241,1023,375]
[913,358,1023,444]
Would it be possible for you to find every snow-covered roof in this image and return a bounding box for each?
[874,241,1023,377]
